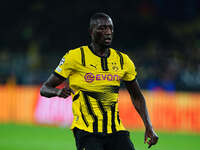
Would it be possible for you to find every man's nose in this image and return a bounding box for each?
[105,27,112,34]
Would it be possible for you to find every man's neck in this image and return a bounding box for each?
[90,43,109,57]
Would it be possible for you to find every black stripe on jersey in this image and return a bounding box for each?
[83,91,108,133]
[80,47,85,66]
[116,50,124,70]
[82,92,98,132]
[117,112,120,125]
[104,86,120,93]
[73,93,80,102]
[96,100,108,133]
[53,72,66,81]
[113,86,120,93]
[84,87,119,99]
[101,57,109,71]
[80,107,89,127]
[111,102,117,132]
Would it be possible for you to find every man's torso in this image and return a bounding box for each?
[54,45,137,134]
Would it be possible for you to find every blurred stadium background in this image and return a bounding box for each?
[0,0,200,150]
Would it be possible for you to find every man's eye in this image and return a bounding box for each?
[98,27,105,30]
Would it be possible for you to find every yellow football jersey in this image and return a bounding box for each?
[54,45,137,134]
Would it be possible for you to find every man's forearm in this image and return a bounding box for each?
[40,85,59,98]
[40,73,65,98]
[125,80,153,129]
[132,96,152,129]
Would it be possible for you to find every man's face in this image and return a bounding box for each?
[90,17,114,48]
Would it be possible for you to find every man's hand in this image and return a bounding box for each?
[144,127,159,148]
[56,87,73,98]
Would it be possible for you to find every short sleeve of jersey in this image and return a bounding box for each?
[121,54,137,81]
[54,51,74,79]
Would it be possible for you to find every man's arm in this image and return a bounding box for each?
[40,73,72,98]
[124,79,158,148]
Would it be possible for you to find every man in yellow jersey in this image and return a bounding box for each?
[40,12,158,150]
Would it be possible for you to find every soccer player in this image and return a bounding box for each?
[40,12,158,150]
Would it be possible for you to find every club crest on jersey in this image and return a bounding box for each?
[112,62,119,71]
[84,73,120,83]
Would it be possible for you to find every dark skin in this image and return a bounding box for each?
[124,80,158,148]
[40,15,158,148]
[40,74,72,98]
[89,16,113,57]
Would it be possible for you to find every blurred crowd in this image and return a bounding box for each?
[0,0,200,91]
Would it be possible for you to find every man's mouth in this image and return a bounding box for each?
[104,37,112,43]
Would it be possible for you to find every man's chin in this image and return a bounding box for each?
[102,43,111,48]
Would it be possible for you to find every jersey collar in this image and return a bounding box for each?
[88,45,111,58]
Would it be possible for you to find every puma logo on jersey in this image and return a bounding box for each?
[90,64,97,69]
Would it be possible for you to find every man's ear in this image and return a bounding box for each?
[88,27,93,37]
[88,28,91,35]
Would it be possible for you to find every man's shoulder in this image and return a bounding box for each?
[110,47,128,57]
[69,46,85,53]
[110,48,135,64]
[65,45,87,56]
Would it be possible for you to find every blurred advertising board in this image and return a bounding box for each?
[119,90,200,132]
[35,95,73,126]
[0,85,200,132]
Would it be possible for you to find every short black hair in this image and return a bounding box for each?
[89,12,111,30]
